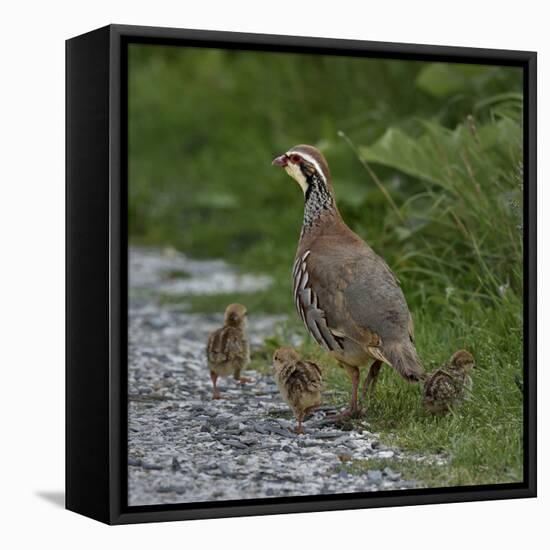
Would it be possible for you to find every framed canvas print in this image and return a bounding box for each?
[66,24,536,525]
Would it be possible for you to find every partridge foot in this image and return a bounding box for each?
[237,376,253,384]
[327,406,363,421]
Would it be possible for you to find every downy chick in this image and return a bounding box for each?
[206,303,251,399]
[273,347,323,434]
[423,349,475,414]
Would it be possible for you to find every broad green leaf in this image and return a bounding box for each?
[359,116,521,190]
[416,63,498,98]
[416,63,467,97]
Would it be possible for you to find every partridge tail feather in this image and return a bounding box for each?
[382,341,425,382]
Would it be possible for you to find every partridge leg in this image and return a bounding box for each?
[361,360,382,401]
[330,364,361,419]
[349,366,361,416]
[210,371,221,400]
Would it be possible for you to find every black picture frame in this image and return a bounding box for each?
[66,23,537,525]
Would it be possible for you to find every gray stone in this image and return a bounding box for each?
[367,469,383,482]
[312,431,343,439]
[157,484,188,494]
[219,463,231,476]
[383,467,401,481]
[221,439,249,450]
[171,457,181,472]
[142,462,163,470]
[378,450,395,459]
[272,451,288,461]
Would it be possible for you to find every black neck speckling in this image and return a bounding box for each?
[302,172,335,232]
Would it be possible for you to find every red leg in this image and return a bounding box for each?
[361,360,382,401]
[349,367,360,415]
[329,365,362,419]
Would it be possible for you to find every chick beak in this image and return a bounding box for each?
[272,154,288,167]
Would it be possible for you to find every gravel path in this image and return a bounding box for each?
[128,247,419,506]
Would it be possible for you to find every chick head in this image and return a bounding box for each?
[224,303,247,328]
[449,349,475,373]
[272,347,300,370]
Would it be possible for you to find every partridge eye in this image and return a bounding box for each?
[290,154,302,164]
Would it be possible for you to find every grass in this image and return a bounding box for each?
[128,46,525,489]
[336,457,488,489]
[157,278,291,315]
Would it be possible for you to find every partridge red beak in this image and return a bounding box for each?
[272,154,288,167]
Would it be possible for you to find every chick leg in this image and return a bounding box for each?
[210,371,221,400]
[361,360,382,401]
[303,403,321,419]
[294,413,305,435]
[233,368,253,385]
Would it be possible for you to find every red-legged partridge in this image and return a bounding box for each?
[206,303,251,399]
[272,347,323,434]
[423,350,475,414]
[272,145,425,417]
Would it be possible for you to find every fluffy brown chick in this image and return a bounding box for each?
[206,303,251,399]
[273,347,323,434]
[423,349,475,414]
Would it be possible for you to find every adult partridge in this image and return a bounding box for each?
[423,349,475,414]
[272,347,323,434]
[206,303,251,399]
[272,145,424,416]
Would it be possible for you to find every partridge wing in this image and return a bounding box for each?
[293,251,345,353]
[341,255,411,346]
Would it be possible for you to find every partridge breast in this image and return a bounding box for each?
[293,232,413,366]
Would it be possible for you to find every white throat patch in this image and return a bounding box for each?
[284,162,308,193]
[283,150,328,194]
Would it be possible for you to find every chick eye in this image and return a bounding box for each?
[290,154,302,164]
